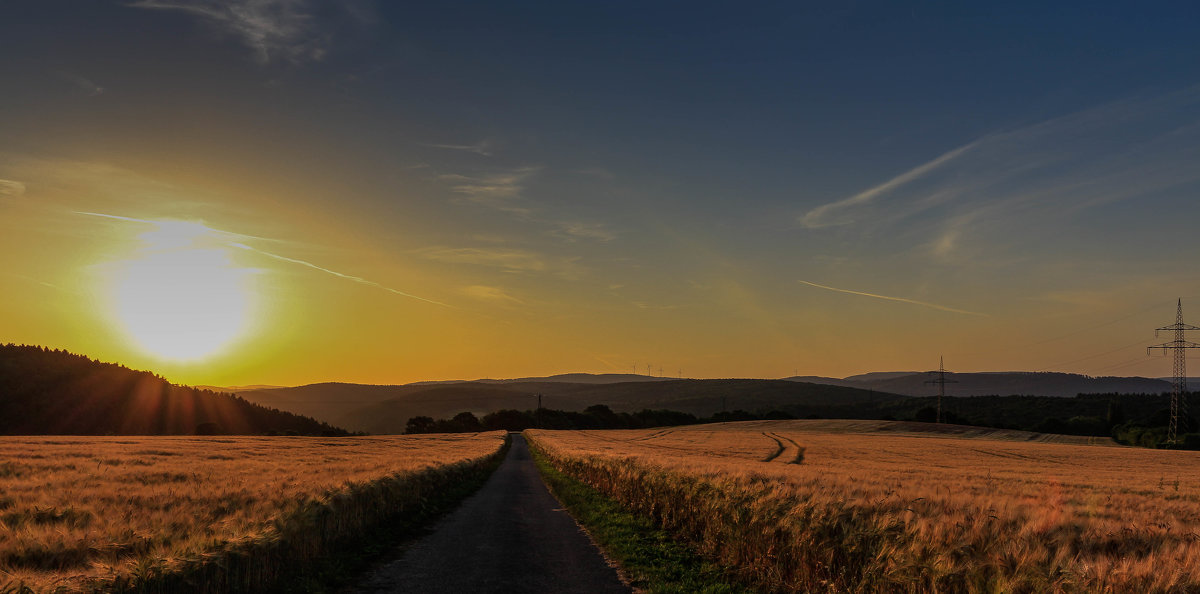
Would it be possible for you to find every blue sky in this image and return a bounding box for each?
[1,1,1199,384]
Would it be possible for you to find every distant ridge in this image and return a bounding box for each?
[195,384,286,392]
[237,379,895,434]
[784,371,1171,397]
[0,344,347,435]
[408,373,675,386]
[228,370,1181,435]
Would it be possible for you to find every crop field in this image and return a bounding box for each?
[528,420,1200,593]
[0,432,507,592]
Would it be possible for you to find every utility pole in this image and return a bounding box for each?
[924,356,957,424]
[1148,299,1200,444]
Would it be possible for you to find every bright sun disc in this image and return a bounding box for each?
[107,221,253,361]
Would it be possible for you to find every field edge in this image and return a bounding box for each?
[526,432,750,594]
[1,434,512,594]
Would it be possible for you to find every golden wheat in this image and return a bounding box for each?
[528,420,1200,593]
[0,432,506,592]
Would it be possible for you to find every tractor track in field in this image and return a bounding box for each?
[761,432,785,462]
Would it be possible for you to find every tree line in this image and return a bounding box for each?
[405,392,1200,449]
[404,404,800,434]
[0,344,349,435]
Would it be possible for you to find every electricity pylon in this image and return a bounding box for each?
[925,356,957,424]
[1148,299,1200,444]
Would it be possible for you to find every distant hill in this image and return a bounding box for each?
[0,344,347,435]
[195,384,286,392]
[408,373,675,386]
[238,379,896,434]
[784,371,1171,398]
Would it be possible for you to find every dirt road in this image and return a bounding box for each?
[351,433,630,593]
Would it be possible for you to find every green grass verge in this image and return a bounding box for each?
[529,441,752,594]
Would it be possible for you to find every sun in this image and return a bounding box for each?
[105,220,255,361]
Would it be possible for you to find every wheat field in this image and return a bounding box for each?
[0,432,507,592]
[528,420,1200,593]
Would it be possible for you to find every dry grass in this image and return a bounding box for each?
[528,420,1200,593]
[0,432,506,592]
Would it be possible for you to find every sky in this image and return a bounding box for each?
[1,1,1199,387]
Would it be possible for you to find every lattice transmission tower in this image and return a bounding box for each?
[1148,299,1200,444]
[925,356,957,424]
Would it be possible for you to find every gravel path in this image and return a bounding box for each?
[351,433,630,593]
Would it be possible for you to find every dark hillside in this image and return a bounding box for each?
[506,379,893,415]
[317,379,896,434]
[0,344,347,435]
[340,385,539,434]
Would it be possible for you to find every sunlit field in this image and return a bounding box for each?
[528,420,1200,593]
[0,433,507,592]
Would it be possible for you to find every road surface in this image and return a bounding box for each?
[351,433,630,593]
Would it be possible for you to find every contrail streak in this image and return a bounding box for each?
[231,243,455,309]
[74,211,148,223]
[798,280,988,317]
[75,211,453,309]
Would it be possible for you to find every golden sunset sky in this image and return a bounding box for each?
[2,2,1199,386]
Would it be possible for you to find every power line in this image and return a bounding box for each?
[1148,299,1200,444]
[924,356,957,424]
[1033,337,1156,372]
[958,301,1170,360]
[1089,356,1157,375]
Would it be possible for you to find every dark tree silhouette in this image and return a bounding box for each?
[0,344,348,435]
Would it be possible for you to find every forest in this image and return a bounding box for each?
[0,344,347,435]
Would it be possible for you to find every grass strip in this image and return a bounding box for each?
[529,439,751,594]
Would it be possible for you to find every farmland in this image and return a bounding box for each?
[0,432,507,592]
[528,420,1200,593]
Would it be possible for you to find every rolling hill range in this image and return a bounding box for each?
[786,371,1172,397]
[237,378,897,434]
[409,373,676,386]
[0,344,346,435]
[233,370,1184,434]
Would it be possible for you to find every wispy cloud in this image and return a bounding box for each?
[2,272,64,293]
[128,0,329,64]
[461,285,523,304]
[800,140,980,228]
[416,246,547,273]
[799,280,988,316]
[441,166,540,215]
[0,179,25,198]
[552,221,617,242]
[798,87,1200,264]
[53,71,104,96]
[575,167,615,180]
[434,165,618,243]
[426,139,494,157]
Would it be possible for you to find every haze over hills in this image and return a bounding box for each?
[786,371,1172,397]
[228,370,1184,434]
[408,373,676,386]
[195,384,286,392]
[237,379,895,434]
[0,345,346,435]
[2,343,1177,437]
